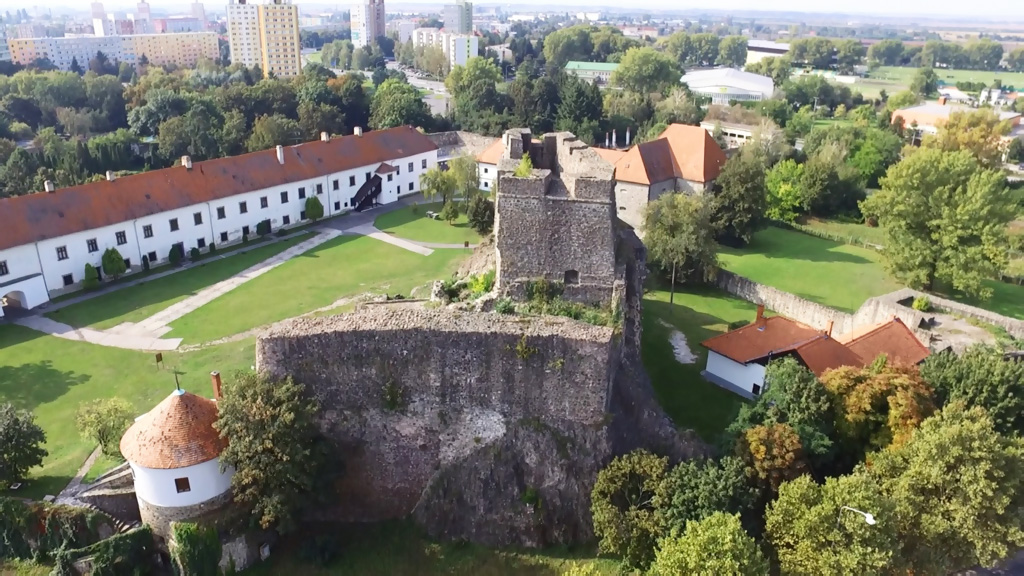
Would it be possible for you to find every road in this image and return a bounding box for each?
[387,62,450,116]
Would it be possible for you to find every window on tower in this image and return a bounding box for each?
[174,477,191,493]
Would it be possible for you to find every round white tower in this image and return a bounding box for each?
[119,377,233,539]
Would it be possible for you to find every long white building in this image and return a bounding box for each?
[412,28,479,68]
[0,127,438,317]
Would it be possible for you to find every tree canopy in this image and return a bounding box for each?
[649,512,768,576]
[643,192,719,304]
[0,403,47,486]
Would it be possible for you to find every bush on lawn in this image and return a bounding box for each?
[189,247,201,260]
[256,219,272,237]
[467,195,495,234]
[101,247,127,279]
[82,264,99,290]
[208,242,216,254]
[305,196,325,222]
[169,245,183,265]
[142,255,150,271]
[242,231,249,244]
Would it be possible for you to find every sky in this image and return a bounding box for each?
[20,0,1024,19]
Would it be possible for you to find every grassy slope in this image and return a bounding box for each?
[641,288,752,443]
[46,236,308,330]
[801,217,887,246]
[166,235,469,343]
[374,202,482,245]
[244,521,620,576]
[0,325,255,500]
[718,227,902,313]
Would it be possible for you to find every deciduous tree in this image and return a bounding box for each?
[921,346,1024,436]
[0,403,48,486]
[419,165,456,204]
[76,398,133,457]
[611,47,680,95]
[765,159,806,222]
[590,450,668,570]
[246,114,302,152]
[649,512,768,576]
[653,456,757,538]
[922,109,1012,168]
[369,78,430,130]
[710,149,767,246]
[739,422,809,493]
[717,36,749,68]
[643,193,719,305]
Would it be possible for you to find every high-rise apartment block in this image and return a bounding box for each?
[7,33,218,71]
[91,2,106,20]
[227,0,302,77]
[192,2,208,28]
[0,27,10,63]
[443,0,473,35]
[351,0,385,49]
[135,1,153,33]
[412,28,478,69]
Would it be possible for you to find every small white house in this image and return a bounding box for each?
[700,306,863,399]
[120,372,233,538]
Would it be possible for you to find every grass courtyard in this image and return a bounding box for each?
[374,202,482,245]
[46,235,309,330]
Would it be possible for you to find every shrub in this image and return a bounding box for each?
[495,297,516,314]
[0,499,110,563]
[208,242,216,254]
[168,245,183,265]
[525,279,563,303]
[439,200,460,224]
[468,270,496,298]
[142,254,150,271]
[82,264,99,290]
[467,195,495,234]
[256,219,272,237]
[101,247,127,279]
[189,247,201,260]
[276,228,288,237]
[912,295,932,312]
[305,196,325,221]
[53,526,153,576]
[75,398,133,457]
[242,231,249,244]
[865,215,879,227]
[727,319,749,331]
[171,522,221,576]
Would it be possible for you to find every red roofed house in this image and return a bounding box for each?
[701,307,931,399]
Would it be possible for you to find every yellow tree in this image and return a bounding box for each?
[739,422,809,493]
[923,109,1012,168]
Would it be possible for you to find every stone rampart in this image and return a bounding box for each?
[137,490,234,540]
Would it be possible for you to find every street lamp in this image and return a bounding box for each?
[837,506,876,529]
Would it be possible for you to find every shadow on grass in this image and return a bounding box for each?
[930,279,1024,322]
[721,227,875,265]
[245,520,612,576]
[0,327,91,411]
[3,474,71,501]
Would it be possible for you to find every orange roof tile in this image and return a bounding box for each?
[120,389,226,469]
[375,162,398,174]
[613,123,727,185]
[794,336,866,376]
[0,126,436,252]
[839,318,930,366]
[476,138,504,165]
[591,147,627,164]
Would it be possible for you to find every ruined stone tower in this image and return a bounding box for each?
[493,129,619,306]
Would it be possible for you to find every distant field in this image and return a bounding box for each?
[870,66,1024,91]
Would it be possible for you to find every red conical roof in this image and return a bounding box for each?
[119,389,226,469]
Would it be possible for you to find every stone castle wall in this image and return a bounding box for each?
[137,490,234,540]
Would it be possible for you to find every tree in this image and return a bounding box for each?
[745,55,792,87]
[835,39,867,74]
[542,25,594,68]
[1008,47,1024,73]
[0,403,48,486]
[214,371,325,532]
[246,114,302,152]
[69,56,84,75]
[922,109,1012,169]
[710,149,767,246]
[784,107,815,140]
[467,195,494,234]
[438,200,460,224]
[966,38,1004,70]
[790,37,836,69]
[921,346,1024,436]
[419,165,457,204]
[765,159,807,222]
[445,57,502,100]
[765,473,901,576]
[101,247,127,279]
[867,404,1024,573]
[590,450,668,570]
[868,39,905,67]
[370,78,430,130]
[304,196,324,222]
[554,74,603,144]
[910,67,939,97]
[649,512,768,576]
[88,51,117,76]
[448,155,480,203]
[298,101,345,140]
[75,398,134,457]
[611,47,680,95]
[643,193,718,306]
[653,88,703,126]
[717,36,748,68]
[868,148,1015,297]
[653,456,756,538]
[738,422,809,493]
[513,152,533,177]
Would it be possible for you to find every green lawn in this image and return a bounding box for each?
[0,326,255,500]
[245,520,619,576]
[641,287,753,443]
[800,217,887,247]
[306,52,323,64]
[82,453,125,484]
[873,66,1024,91]
[374,202,482,245]
[165,235,469,344]
[719,227,902,313]
[46,235,309,330]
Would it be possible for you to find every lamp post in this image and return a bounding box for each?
[837,506,877,529]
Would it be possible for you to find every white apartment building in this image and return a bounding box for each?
[227,0,262,68]
[0,27,10,62]
[134,1,154,34]
[93,17,116,37]
[444,0,473,34]
[7,33,219,71]
[387,20,416,43]
[412,28,479,68]
[351,0,386,49]
[0,127,439,318]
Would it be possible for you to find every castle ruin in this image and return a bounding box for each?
[255,129,699,547]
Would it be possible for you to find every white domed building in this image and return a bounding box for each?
[119,373,233,539]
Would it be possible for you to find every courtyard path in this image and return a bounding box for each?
[14,315,183,351]
[347,224,435,256]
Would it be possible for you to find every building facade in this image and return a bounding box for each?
[564,61,618,84]
[227,0,262,68]
[0,26,9,62]
[0,127,438,317]
[12,23,48,40]
[351,0,386,49]
[6,33,219,71]
[257,0,302,77]
[128,32,219,68]
[745,39,790,65]
[443,0,474,34]
[153,17,204,34]
[679,68,776,105]
[412,28,478,68]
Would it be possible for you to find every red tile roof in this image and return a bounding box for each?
[476,138,504,165]
[613,124,727,185]
[120,389,226,469]
[837,318,930,366]
[0,126,437,251]
[375,162,398,174]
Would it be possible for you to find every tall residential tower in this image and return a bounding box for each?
[227,0,302,77]
[351,0,385,49]
[443,0,473,35]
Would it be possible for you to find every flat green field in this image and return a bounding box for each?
[165,235,469,343]
[872,66,1024,90]
[719,227,901,313]
[46,236,308,330]
[642,287,753,442]
[0,326,255,500]
[245,521,618,576]
[374,202,481,245]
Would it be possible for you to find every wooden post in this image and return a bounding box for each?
[155,352,163,368]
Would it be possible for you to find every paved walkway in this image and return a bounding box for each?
[348,224,434,256]
[15,315,184,351]
[56,446,101,501]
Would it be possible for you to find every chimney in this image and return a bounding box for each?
[320,131,330,142]
[276,145,284,165]
[825,320,834,337]
[181,155,192,169]
[612,128,617,147]
[105,170,115,182]
[605,132,610,148]
[626,127,632,146]
[44,180,55,193]
[755,304,766,330]
[938,96,947,105]
[354,126,363,137]
[210,371,223,401]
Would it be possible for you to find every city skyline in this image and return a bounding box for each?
[13,0,1024,19]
